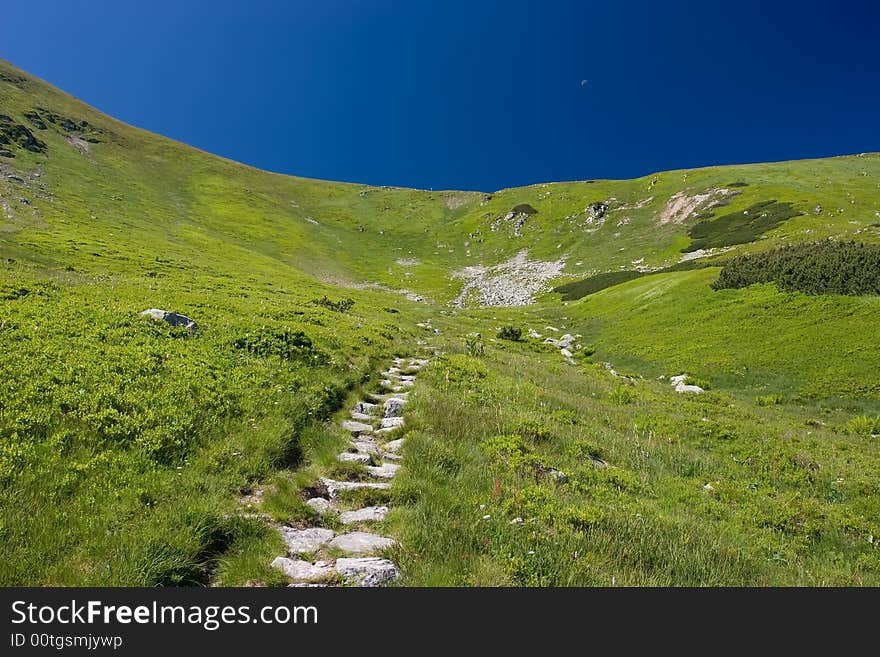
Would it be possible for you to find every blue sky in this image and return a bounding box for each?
[2,1,878,191]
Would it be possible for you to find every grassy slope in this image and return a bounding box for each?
[1,58,878,585]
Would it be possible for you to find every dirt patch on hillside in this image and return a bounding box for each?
[656,188,737,225]
[452,250,566,307]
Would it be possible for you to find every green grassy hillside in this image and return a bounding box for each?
[1,58,878,585]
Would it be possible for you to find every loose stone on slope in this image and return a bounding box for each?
[329,531,396,554]
[335,557,399,587]
[281,527,335,554]
[339,506,389,524]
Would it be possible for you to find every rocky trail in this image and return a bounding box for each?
[268,356,429,587]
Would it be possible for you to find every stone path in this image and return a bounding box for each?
[269,356,427,587]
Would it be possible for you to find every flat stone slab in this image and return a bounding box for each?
[271,557,334,582]
[338,451,371,464]
[382,452,402,461]
[329,531,396,554]
[399,380,414,388]
[351,440,380,455]
[341,420,373,435]
[305,497,334,514]
[340,506,389,524]
[383,397,406,417]
[380,416,405,430]
[353,401,378,415]
[321,478,391,497]
[335,557,400,587]
[281,527,335,554]
[383,438,405,453]
[366,463,400,479]
[350,412,374,422]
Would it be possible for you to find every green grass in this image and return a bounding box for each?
[2,56,879,586]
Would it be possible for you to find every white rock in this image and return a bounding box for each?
[338,452,371,464]
[528,328,542,339]
[383,397,406,417]
[350,412,373,422]
[329,532,396,554]
[351,440,380,455]
[335,557,400,587]
[366,463,400,479]
[384,438,405,453]
[281,527,335,554]
[354,401,378,415]
[271,557,334,582]
[380,416,405,430]
[341,420,373,435]
[305,498,334,514]
[558,334,575,348]
[321,478,391,497]
[675,382,704,394]
[560,348,573,358]
[340,506,389,524]
[669,374,689,386]
[383,452,402,461]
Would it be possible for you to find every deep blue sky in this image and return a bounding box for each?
[2,1,878,191]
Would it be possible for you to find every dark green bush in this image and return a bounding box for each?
[497,325,522,341]
[713,240,880,296]
[684,200,801,252]
[311,295,355,312]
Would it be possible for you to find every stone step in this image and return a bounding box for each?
[383,438,405,453]
[350,439,380,455]
[338,452,371,464]
[341,420,373,435]
[339,505,389,524]
[321,478,391,498]
[350,412,374,422]
[281,527,335,554]
[353,401,378,415]
[305,498,334,514]
[335,557,399,587]
[271,557,334,582]
[329,531,396,555]
[380,416,405,430]
[383,397,406,418]
[382,452,402,461]
[365,463,399,479]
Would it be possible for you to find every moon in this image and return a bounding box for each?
[580,79,588,86]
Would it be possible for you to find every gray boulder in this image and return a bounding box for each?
[335,557,400,587]
[140,308,198,332]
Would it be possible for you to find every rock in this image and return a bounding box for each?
[139,308,198,332]
[354,401,377,415]
[558,334,575,349]
[305,498,334,514]
[366,463,400,479]
[560,348,573,359]
[380,416,405,430]
[335,557,400,587]
[350,412,373,422]
[321,478,391,497]
[0,149,13,158]
[340,506,389,524]
[588,455,608,469]
[338,452,371,464]
[341,420,373,435]
[669,374,689,386]
[588,201,608,220]
[383,397,406,417]
[281,527,335,554]
[271,557,334,582]
[509,517,524,525]
[382,452,402,461]
[383,438,405,453]
[329,532,396,554]
[675,382,704,394]
[528,328,542,339]
[351,440,380,455]
[549,469,569,484]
